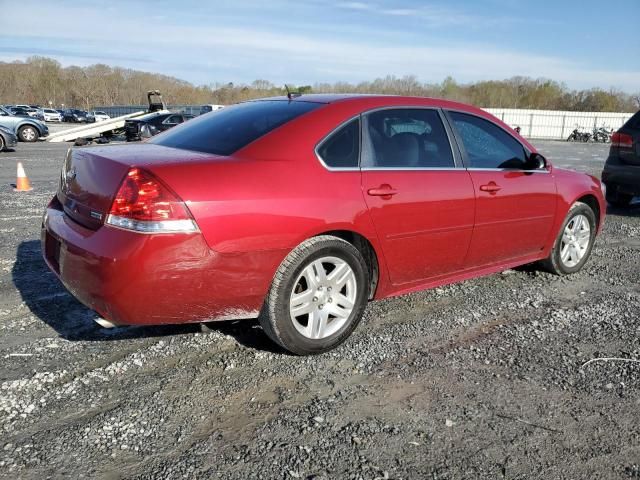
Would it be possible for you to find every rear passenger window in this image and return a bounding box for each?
[317,118,360,168]
[362,109,454,168]
[449,111,527,169]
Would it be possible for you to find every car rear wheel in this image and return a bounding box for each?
[260,235,370,355]
[541,201,596,275]
[0,135,5,151]
[18,125,38,142]
[605,185,633,207]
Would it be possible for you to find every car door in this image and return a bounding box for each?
[160,114,181,132]
[445,110,557,267]
[360,108,476,286]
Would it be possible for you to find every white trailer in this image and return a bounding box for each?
[47,90,169,143]
[45,111,155,143]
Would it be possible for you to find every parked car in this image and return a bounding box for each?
[0,124,18,151]
[0,106,48,142]
[200,104,224,115]
[601,110,640,206]
[40,108,63,122]
[42,95,605,355]
[87,111,111,122]
[62,109,89,123]
[8,107,32,117]
[124,112,193,141]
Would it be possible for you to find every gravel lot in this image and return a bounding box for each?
[0,140,639,479]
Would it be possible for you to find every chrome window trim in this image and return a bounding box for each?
[360,167,460,172]
[443,108,553,174]
[313,105,547,173]
[466,167,550,174]
[314,114,361,172]
[359,106,459,171]
[444,107,533,156]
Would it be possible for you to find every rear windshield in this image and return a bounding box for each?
[150,100,322,155]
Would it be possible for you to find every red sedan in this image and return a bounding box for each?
[42,95,605,354]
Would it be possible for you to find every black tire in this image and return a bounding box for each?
[0,135,5,152]
[17,125,38,142]
[541,202,597,275]
[605,185,633,207]
[259,235,370,355]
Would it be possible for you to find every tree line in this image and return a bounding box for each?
[1,56,638,112]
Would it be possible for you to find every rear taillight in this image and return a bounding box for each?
[106,167,197,233]
[611,131,633,148]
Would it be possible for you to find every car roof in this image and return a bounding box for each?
[249,93,536,152]
[249,93,485,112]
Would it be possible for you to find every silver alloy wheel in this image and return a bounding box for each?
[21,126,37,141]
[560,213,591,268]
[289,256,357,339]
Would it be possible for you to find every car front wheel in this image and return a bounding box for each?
[18,125,38,142]
[542,201,597,275]
[260,235,370,355]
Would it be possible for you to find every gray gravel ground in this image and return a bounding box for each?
[0,140,639,479]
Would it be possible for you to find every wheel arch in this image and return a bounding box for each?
[18,121,43,135]
[313,229,380,300]
[575,194,601,229]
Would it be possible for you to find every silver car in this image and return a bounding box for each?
[0,106,48,142]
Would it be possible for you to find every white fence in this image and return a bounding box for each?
[483,108,634,140]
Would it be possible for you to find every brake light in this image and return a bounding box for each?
[611,132,633,148]
[106,167,197,233]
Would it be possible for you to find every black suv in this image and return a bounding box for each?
[124,112,193,141]
[602,110,640,206]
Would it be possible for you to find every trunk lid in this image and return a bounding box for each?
[57,144,223,230]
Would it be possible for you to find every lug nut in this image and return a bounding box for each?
[327,287,332,292]
[318,286,323,291]
[312,296,318,302]
[328,298,333,303]
[318,304,324,309]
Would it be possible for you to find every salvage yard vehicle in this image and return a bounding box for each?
[0,124,18,151]
[40,108,63,122]
[42,95,605,355]
[0,106,48,142]
[601,109,640,206]
[62,109,89,123]
[124,112,193,141]
[88,111,110,122]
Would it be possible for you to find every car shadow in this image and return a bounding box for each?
[12,240,283,353]
[606,201,640,218]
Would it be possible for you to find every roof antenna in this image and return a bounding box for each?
[284,84,301,100]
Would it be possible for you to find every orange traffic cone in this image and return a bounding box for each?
[14,162,33,192]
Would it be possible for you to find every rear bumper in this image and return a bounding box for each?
[602,161,640,195]
[41,199,279,326]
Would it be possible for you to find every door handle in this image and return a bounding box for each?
[367,185,398,199]
[479,182,501,194]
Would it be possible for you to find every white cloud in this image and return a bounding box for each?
[2,0,638,92]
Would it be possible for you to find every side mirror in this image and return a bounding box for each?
[528,152,547,170]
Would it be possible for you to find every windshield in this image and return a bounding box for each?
[151,100,322,156]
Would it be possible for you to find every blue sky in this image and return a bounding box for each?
[2,0,639,92]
